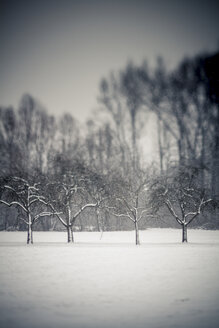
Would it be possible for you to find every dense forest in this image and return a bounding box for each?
[0,49,218,243]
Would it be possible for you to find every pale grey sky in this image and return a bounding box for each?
[0,0,218,121]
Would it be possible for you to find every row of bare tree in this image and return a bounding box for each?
[0,49,218,244]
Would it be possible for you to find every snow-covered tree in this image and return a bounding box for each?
[151,166,213,242]
[45,164,100,242]
[107,168,154,245]
[0,176,56,243]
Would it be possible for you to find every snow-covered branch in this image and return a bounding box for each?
[116,197,134,216]
[32,198,67,227]
[4,185,23,194]
[165,200,183,225]
[29,185,39,192]
[45,203,66,227]
[186,198,212,225]
[3,185,26,206]
[138,208,154,222]
[33,211,62,223]
[19,217,29,225]
[111,211,134,222]
[0,200,27,213]
[72,203,97,224]
[12,177,28,185]
[103,204,133,222]
[29,195,46,206]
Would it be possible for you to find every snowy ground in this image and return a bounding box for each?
[0,229,219,328]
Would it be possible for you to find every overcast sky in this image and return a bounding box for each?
[0,0,218,122]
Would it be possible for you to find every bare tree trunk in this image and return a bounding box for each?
[178,139,183,165]
[27,212,33,244]
[98,129,104,173]
[182,224,188,243]
[104,211,110,231]
[200,126,206,188]
[67,225,72,243]
[131,109,137,170]
[96,208,102,232]
[27,224,32,244]
[157,117,164,173]
[135,220,140,245]
[4,208,8,230]
[31,226,33,244]
[66,203,73,242]
[71,226,74,243]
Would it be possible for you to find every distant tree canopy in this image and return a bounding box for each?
[0,48,218,243]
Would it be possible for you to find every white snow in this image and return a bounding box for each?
[0,229,219,328]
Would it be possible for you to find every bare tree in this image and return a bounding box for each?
[0,106,22,176]
[151,166,213,242]
[0,176,56,243]
[120,62,145,169]
[15,94,57,176]
[99,67,143,174]
[107,168,154,245]
[138,51,219,190]
[45,164,100,242]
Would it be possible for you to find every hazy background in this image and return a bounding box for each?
[0,0,219,122]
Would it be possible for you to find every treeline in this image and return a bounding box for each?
[0,49,218,244]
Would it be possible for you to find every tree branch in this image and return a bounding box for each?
[116,197,134,216]
[111,212,134,222]
[165,200,182,225]
[3,185,26,205]
[19,217,29,225]
[29,196,46,206]
[138,208,154,222]
[72,203,97,224]
[186,198,212,225]
[35,199,67,227]
[33,211,62,223]
[0,200,27,213]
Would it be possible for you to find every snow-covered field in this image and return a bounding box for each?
[0,229,219,328]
